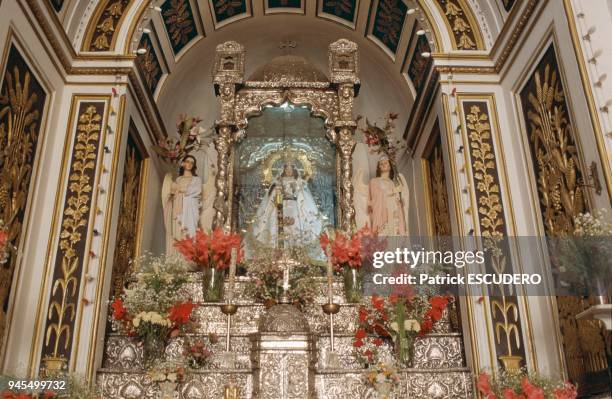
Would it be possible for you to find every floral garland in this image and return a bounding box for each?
[151,114,212,163]
[174,228,242,270]
[353,294,449,366]
[477,371,577,399]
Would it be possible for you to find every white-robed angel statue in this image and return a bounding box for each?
[252,163,323,248]
[354,157,410,235]
[162,155,202,254]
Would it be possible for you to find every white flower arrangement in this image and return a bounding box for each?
[132,311,173,328]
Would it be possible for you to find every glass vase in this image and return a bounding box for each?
[394,334,414,367]
[343,268,363,303]
[203,267,224,302]
[142,333,166,368]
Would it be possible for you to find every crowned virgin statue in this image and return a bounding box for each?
[252,163,323,248]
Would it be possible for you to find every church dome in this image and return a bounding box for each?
[247,55,329,85]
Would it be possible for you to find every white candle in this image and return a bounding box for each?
[326,248,333,303]
[282,266,290,291]
[228,248,237,303]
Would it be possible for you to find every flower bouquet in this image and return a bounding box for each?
[244,241,323,307]
[151,114,212,164]
[174,228,242,302]
[476,371,578,399]
[354,294,449,366]
[365,362,401,399]
[320,227,381,302]
[184,334,217,368]
[110,254,194,366]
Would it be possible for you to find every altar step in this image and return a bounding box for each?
[102,332,466,372]
[96,367,473,398]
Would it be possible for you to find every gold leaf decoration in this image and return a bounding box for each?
[463,100,525,370]
[434,0,480,50]
[83,0,132,52]
[41,102,104,366]
[110,131,144,297]
[519,45,608,393]
[0,45,47,358]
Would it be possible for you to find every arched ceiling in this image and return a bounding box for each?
[48,0,517,138]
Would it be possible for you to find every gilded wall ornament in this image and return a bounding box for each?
[519,44,609,392]
[321,0,356,22]
[0,44,47,360]
[212,0,247,22]
[372,0,407,53]
[161,0,198,55]
[110,128,145,297]
[83,0,132,52]
[408,25,433,98]
[136,34,163,96]
[462,100,526,370]
[41,101,105,368]
[433,0,481,50]
[424,124,451,237]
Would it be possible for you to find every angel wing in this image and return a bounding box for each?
[353,168,370,229]
[161,173,174,253]
[397,173,411,236]
[199,168,217,232]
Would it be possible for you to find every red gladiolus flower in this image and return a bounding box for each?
[168,301,194,326]
[353,339,364,348]
[372,338,383,346]
[111,298,128,321]
[476,373,497,399]
[363,349,373,360]
[355,328,367,340]
[521,378,544,399]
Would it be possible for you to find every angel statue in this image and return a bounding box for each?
[354,157,410,235]
[162,155,203,254]
[252,163,324,249]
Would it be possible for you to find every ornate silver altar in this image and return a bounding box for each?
[97,275,473,398]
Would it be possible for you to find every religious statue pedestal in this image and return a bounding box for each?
[251,304,316,399]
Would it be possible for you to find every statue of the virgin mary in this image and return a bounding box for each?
[252,163,323,248]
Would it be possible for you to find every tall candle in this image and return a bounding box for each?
[326,248,333,303]
[228,248,237,303]
[282,266,290,291]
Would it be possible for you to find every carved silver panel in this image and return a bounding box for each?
[404,370,473,399]
[412,334,465,369]
[98,370,253,399]
[103,335,144,371]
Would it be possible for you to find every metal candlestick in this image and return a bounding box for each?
[220,303,238,368]
[322,302,340,368]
